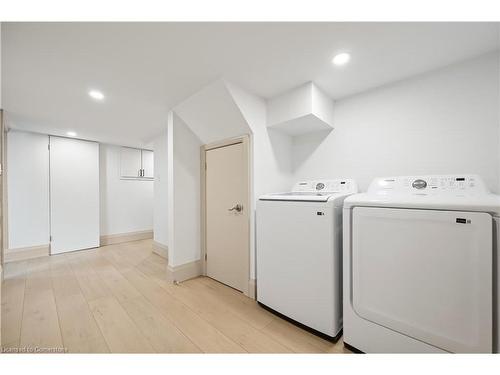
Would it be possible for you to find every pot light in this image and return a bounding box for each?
[66,131,77,137]
[88,90,105,101]
[332,52,351,66]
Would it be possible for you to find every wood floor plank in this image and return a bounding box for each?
[261,316,335,353]
[135,258,166,284]
[66,256,113,302]
[1,276,26,346]
[110,250,152,272]
[166,280,291,353]
[1,239,346,354]
[189,277,275,330]
[88,296,155,353]
[92,262,142,303]
[20,288,64,351]
[1,340,23,351]
[50,260,82,300]
[192,277,338,352]
[324,337,353,354]
[119,295,201,353]
[25,257,53,293]
[2,260,28,280]
[121,269,245,353]
[143,252,167,266]
[101,249,137,272]
[54,292,109,353]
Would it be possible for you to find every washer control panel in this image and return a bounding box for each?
[292,179,358,194]
[368,175,487,195]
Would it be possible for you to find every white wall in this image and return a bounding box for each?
[174,80,251,145]
[7,131,49,249]
[293,53,500,192]
[170,113,202,267]
[159,53,500,275]
[168,80,254,269]
[8,137,153,250]
[172,79,295,276]
[99,143,153,236]
[227,82,294,198]
[227,82,294,279]
[229,54,499,279]
[153,130,169,247]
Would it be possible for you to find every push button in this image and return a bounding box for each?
[412,179,427,189]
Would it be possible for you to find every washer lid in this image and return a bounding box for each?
[259,192,338,202]
[344,174,500,215]
[259,178,358,202]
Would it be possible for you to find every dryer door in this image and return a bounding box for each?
[351,207,492,353]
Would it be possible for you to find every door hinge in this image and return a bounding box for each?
[205,253,207,261]
[48,144,50,150]
[205,162,207,171]
[49,235,52,242]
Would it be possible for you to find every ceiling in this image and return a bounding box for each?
[2,22,499,147]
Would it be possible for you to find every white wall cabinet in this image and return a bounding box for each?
[120,147,142,178]
[142,149,154,178]
[120,147,154,179]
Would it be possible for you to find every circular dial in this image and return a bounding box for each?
[315,182,325,190]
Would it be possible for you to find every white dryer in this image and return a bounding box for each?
[343,174,500,353]
[257,179,358,339]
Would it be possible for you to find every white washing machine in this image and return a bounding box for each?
[256,179,358,339]
[343,174,500,353]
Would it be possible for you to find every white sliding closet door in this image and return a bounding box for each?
[50,136,99,254]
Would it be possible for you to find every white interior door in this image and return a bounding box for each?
[205,140,249,293]
[142,150,154,178]
[50,136,100,255]
[351,207,492,353]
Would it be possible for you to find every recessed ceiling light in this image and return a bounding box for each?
[66,131,77,137]
[332,52,351,66]
[88,90,105,101]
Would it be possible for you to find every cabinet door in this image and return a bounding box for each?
[142,150,154,178]
[120,147,141,178]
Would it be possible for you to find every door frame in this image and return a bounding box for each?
[0,109,4,267]
[200,134,252,297]
[0,110,7,268]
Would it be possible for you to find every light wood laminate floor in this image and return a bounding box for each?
[1,239,350,353]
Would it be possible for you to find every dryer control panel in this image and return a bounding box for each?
[367,175,488,195]
[292,179,358,194]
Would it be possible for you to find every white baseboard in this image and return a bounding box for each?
[167,259,202,283]
[100,230,153,246]
[152,241,168,259]
[4,244,50,263]
[248,278,256,300]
